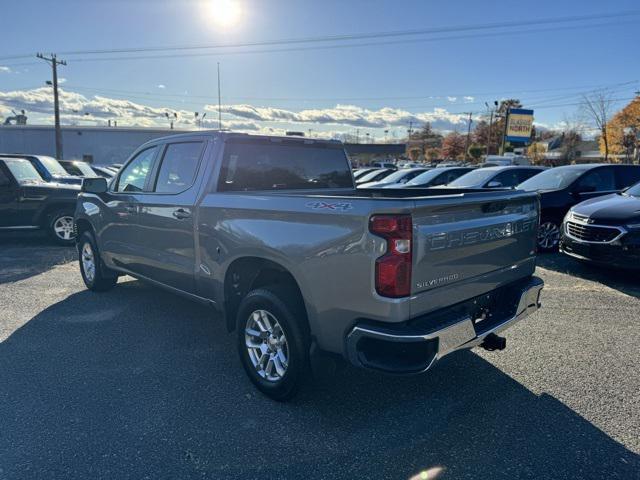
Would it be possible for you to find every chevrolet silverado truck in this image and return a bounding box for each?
[74,132,543,400]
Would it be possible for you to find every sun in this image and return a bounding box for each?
[209,0,242,27]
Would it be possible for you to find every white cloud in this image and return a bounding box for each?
[447,96,457,102]
[463,96,474,102]
[0,66,11,73]
[157,84,166,89]
[58,77,67,84]
[0,86,468,134]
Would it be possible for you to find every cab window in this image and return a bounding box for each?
[575,168,615,192]
[116,147,158,193]
[153,142,204,194]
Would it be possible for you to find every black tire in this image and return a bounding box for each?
[77,231,118,291]
[48,209,77,246]
[537,219,561,252]
[236,286,310,401]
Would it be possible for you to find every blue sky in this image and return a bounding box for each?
[1,0,639,139]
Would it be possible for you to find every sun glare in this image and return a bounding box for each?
[210,0,242,27]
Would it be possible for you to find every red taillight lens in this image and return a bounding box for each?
[369,215,412,298]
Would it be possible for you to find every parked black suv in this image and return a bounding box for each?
[0,153,82,185]
[560,181,640,269]
[0,157,80,244]
[517,164,640,251]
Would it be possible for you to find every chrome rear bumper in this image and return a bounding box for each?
[346,276,543,374]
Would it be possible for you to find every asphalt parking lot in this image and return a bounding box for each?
[0,234,638,480]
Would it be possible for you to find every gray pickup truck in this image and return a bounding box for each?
[75,132,543,400]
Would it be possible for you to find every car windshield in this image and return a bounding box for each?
[357,169,389,183]
[624,181,640,197]
[376,168,426,184]
[71,162,96,176]
[5,160,43,183]
[405,169,445,185]
[447,169,496,187]
[517,166,590,191]
[39,156,71,176]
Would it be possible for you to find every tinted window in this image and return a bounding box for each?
[357,169,391,183]
[448,169,498,187]
[219,141,352,191]
[575,168,615,192]
[4,160,42,183]
[116,147,158,193]
[517,166,592,191]
[492,170,521,188]
[516,169,541,183]
[154,142,204,193]
[616,166,640,189]
[39,156,69,176]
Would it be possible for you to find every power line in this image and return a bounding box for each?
[2,10,637,61]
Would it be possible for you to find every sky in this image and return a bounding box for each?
[1,0,639,140]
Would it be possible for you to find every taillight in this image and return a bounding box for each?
[369,214,412,298]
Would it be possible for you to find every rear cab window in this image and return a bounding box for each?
[218,139,353,192]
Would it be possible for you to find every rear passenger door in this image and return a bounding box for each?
[135,139,207,293]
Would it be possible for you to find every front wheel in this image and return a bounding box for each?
[236,286,310,401]
[78,231,118,291]
[537,220,561,252]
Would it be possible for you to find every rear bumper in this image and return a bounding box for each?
[345,276,543,374]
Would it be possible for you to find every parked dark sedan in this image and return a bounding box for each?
[354,168,395,185]
[0,153,83,185]
[357,167,429,188]
[559,182,640,269]
[59,160,99,178]
[517,164,640,251]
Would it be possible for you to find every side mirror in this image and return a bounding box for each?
[487,180,503,188]
[81,177,108,194]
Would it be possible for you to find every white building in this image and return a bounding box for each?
[0,124,194,165]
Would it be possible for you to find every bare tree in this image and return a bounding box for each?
[581,91,614,162]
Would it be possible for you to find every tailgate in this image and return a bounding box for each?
[411,191,538,295]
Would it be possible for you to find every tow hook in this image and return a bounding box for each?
[481,333,506,351]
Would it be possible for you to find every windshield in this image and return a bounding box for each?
[357,169,390,183]
[448,169,496,187]
[405,169,445,186]
[5,160,43,183]
[39,156,71,176]
[625,181,640,197]
[517,166,589,191]
[376,169,426,184]
[71,162,96,176]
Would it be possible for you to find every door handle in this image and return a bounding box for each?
[173,208,191,220]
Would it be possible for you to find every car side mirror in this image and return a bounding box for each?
[81,177,108,194]
[487,181,502,188]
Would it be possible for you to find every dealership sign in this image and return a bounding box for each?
[505,108,534,143]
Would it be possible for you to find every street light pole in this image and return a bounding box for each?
[464,112,473,161]
[37,53,66,160]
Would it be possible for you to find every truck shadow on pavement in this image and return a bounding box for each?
[537,252,640,299]
[0,233,76,284]
[0,279,637,480]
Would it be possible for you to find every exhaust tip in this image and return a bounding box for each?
[481,333,506,351]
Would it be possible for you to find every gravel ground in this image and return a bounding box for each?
[0,233,638,480]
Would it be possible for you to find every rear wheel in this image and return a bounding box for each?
[78,231,118,291]
[48,210,76,246]
[537,220,561,252]
[236,286,310,401]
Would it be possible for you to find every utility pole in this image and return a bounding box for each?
[463,112,473,161]
[217,62,222,131]
[37,53,66,160]
[500,109,510,155]
[408,120,414,139]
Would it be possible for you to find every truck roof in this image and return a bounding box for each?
[144,130,343,147]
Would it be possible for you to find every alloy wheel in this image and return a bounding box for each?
[538,221,560,250]
[81,242,96,283]
[53,216,76,241]
[245,309,289,382]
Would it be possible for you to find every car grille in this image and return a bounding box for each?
[566,221,621,243]
[571,213,590,223]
